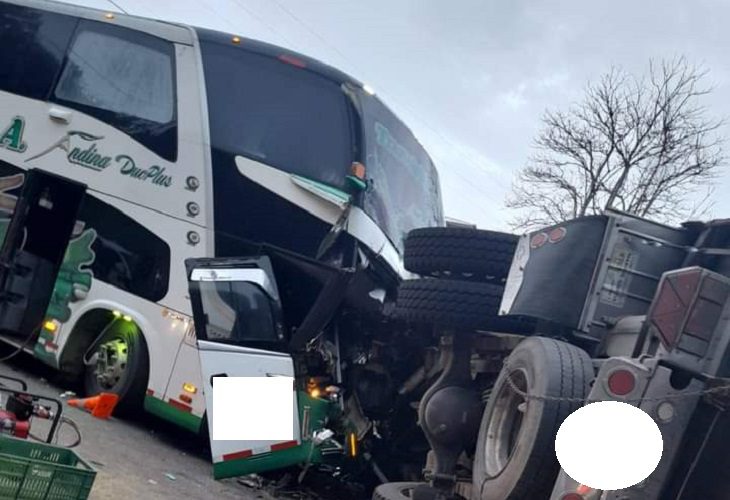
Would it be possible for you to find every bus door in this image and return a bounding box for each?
[185,256,300,477]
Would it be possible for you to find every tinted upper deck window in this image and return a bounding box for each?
[78,194,170,303]
[53,20,177,161]
[0,3,76,100]
[200,42,353,187]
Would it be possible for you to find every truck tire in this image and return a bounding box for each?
[472,337,593,500]
[84,322,149,417]
[395,278,508,331]
[372,482,418,500]
[404,228,517,281]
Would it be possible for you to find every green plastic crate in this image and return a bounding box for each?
[0,436,96,500]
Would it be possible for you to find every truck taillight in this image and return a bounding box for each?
[607,369,636,396]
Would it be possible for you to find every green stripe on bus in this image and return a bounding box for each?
[213,441,320,479]
[144,395,203,434]
[213,391,335,479]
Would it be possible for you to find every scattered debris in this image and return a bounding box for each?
[148,479,158,485]
[165,473,177,481]
[236,474,263,489]
[59,391,76,399]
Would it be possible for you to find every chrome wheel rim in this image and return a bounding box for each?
[94,337,129,389]
[484,368,528,477]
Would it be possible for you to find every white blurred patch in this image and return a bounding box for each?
[554,401,663,490]
[212,377,294,441]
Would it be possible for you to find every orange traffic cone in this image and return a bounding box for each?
[67,393,119,419]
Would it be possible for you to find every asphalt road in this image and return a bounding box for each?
[0,349,273,500]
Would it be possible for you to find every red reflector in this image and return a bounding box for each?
[271,440,298,452]
[650,269,701,348]
[168,398,192,413]
[278,54,306,68]
[222,449,253,461]
[607,369,635,396]
[561,494,583,500]
[179,394,193,404]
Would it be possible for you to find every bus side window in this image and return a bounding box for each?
[199,281,279,344]
[0,3,76,100]
[52,20,178,162]
[77,195,171,303]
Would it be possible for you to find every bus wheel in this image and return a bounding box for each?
[472,337,593,500]
[84,322,149,417]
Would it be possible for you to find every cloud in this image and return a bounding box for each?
[55,0,730,227]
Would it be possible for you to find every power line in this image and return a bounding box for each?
[229,0,297,47]
[193,0,295,48]
[268,0,510,195]
[106,0,127,14]
[106,1,507,212]
[270,0,352,69]
[196,0,246,35]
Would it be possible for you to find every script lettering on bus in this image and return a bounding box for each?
[0,116,27,153]
[115,155,172,188]
[26,130,173,188]
[68,139,112,171]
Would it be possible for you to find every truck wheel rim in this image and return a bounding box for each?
[484,368,528,477]
[94,337,129,389]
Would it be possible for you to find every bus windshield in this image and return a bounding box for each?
[199,38,354,189]
[359,91,444,252]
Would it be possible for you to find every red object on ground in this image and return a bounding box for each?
[0,410,30,438]
[67,392,119,419]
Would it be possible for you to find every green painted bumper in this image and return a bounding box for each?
[213,441,319,479]
[144,395,203,434]
[213,391,337,479]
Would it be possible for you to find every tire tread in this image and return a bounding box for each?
[394,278,511,331]
[404,228,518,279]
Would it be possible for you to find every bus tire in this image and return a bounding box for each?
[472,337,593,500]
[395,278,513,331]
[404,228,517,281]
[83,322,149,417]
[372,482,420,500]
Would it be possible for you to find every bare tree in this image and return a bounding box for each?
[508,57,725,230]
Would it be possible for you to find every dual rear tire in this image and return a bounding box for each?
[396,227,521,331]
[404,227,518,282]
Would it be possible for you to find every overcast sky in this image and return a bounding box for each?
[59,0,730,230]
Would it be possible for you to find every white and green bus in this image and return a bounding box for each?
[0,0,442,477]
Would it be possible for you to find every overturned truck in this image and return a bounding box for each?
[186,210,730,500]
